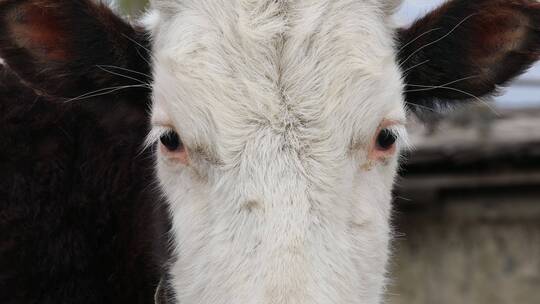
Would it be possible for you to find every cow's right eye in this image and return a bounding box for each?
[160,130,183,152]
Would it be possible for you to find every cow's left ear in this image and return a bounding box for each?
[0,0,150,98]
[399,0,540,118]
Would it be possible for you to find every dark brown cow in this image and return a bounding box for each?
[0,1,168,303]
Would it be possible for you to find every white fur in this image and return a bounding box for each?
[146,1,407,303]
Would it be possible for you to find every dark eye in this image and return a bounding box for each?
[376,129,397,151]
[160,130,183,151]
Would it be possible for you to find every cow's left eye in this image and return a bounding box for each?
[375,129,397,151]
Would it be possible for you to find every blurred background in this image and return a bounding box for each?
[394,3,540,304]
[113,1,540,303]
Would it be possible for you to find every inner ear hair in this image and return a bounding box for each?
[398,0,540,118]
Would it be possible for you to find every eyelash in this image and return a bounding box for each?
[380,125,410,150]
[144,126,175,149]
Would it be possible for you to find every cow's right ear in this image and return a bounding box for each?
[0,0,151,98]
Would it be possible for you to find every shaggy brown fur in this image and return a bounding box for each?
[0,1,169,303]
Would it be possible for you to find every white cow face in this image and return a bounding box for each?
[144,0,540,303]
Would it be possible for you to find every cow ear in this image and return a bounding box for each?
[399,0,540,118]
[0,0,150,98]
